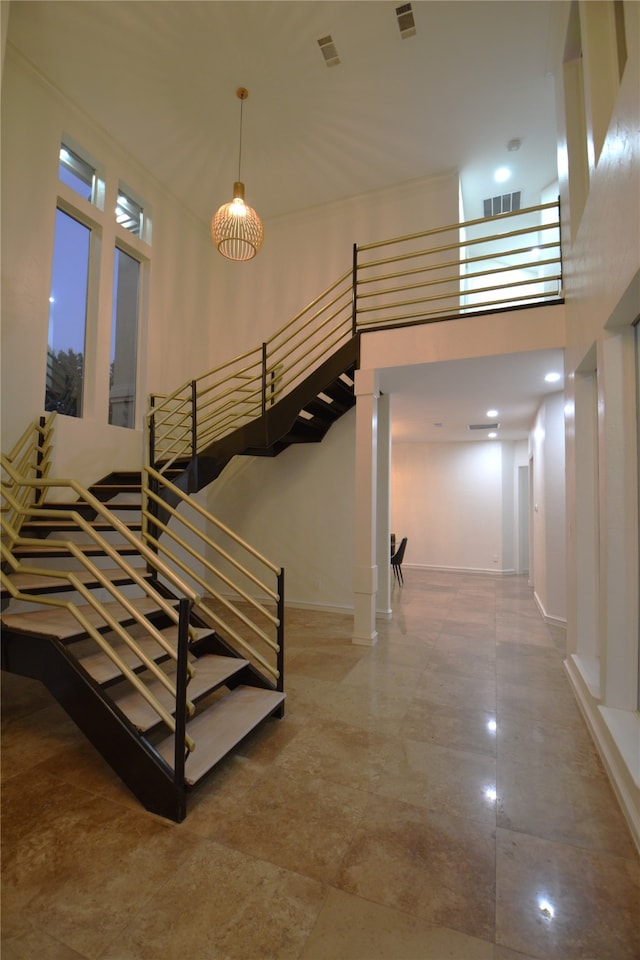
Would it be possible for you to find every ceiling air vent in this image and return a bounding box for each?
[483,192,521,217]
[468,422,500,431]
[395,3,416,38]
[317,35,340,67]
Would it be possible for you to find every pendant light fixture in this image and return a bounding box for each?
[211,87,264,261]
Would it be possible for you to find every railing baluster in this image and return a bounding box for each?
[261,342,268,417]
[173,596,190,818]
[352,242,358,337]
[276,567,285,695]
[190,379,198,492]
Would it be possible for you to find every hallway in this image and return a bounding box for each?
[2,570,638,959]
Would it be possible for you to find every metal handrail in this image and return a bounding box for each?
[142,465,282,684]
[354,203,562,328]
[1,454,197,753]
[1,414,57,532]
[140,201,560,694]
[146,200,561,472]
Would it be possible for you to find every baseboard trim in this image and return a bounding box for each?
[564,657,640,854]
[533,590,567,628]
[406,564,517,576]
[284,599,354,616]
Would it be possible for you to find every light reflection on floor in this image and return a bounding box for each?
[2,570,638,959]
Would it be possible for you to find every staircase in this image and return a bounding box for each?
[2,333,358,822]
[150,334,359,497]
[2,202,561,820]
[1,419,285,822]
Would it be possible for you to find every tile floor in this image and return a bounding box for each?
[2,570,639,959]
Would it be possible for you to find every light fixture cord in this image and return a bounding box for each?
[237,97,244,183]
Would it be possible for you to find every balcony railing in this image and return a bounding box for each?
[147,200,562,471]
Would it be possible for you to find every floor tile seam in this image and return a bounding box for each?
[1,763,124,824]
[346,788,501,835]
[292,883,333,960]
[421,668,498,686]
[420,801,499,832]
[495,676,579,695]
[164,829,333,898]
[323,874,498,948]
[497,737,615,772]
[392,732,499,765]
[494,699,589,719]
[1,924,91,960]
[88,863,186,960]
[267,760,400,814]
[494,754,608,781]
[333,671,421,699]
[494,823,640,865]
[400,732,498,758]
[496,676,574,692]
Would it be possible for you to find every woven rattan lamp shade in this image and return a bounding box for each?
[211,88,264,262]
[211,181,264,261]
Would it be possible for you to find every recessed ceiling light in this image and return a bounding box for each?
[545,372,561,383]
[486,408,498,417]
[494,166,510,183]
[488,432,498,438]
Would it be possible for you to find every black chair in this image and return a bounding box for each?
[391,537,407,585]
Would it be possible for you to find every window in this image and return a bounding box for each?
[47,139,149,425]
[115,190,144,237]
[59,145,96,203]
[45,209,91,417]
[109,248,140,429]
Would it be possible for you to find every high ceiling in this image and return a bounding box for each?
[6,0,563,442]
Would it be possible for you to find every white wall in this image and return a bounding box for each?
[529,392,566,623]
[391,440,519,575]
[551,0,639,848]
[204,410,355,612]
[206,171,460,364]
[1,51,215,483]
[195,170,461,610]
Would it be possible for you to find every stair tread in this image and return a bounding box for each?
[1,596,162,642]
[3,566,150,595]
[156,685,285,785]
[79,624,213,684]
[111,654,250,731]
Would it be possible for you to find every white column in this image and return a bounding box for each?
[376,391,392,618]
[352,368,379,645]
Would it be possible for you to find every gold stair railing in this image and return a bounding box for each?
[1,413,57,537]
[355,200,562,328]
[147,200,561,473]
[143,466,284,687]
[140,201,560,693]
[1,451,200,753]
[2,415,284,764]
[147,268,354,472]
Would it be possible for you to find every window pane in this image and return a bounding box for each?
[115,190,143,237]
[59,145,95,202]
[46,209,90,417]
[109,248,139,428]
